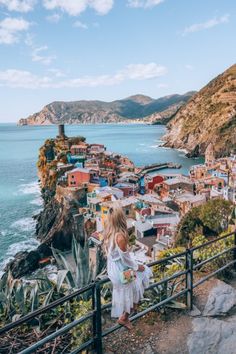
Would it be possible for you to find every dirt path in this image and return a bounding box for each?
[104,277,232,354]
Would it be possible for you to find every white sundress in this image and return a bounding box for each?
[107,241,152,318]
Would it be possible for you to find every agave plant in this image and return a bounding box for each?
[52,237,104,292]
[0,270,56,324]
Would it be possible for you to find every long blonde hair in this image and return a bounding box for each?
[103,203,128,254]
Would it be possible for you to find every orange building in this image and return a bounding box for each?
[67,168,90,187]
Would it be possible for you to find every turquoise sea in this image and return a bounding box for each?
[0,123,203,271]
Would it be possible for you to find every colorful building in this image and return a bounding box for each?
[67,168,91,187]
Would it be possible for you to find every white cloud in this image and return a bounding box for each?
[127,0,164,9]
[46,13,61,23]
[48,68,66,77]
[89,0,114,14]
[0,0,36,12]
[0,69,52,88]
[31,45,56,65]
[0,17,30,44]
[120,63,167,80]
[0,62,167,88]
[183,14,229,35]
[25,34,56,65]
[43,0,114,16]
[74,20,88,29]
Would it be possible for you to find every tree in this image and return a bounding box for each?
[199,199,232,234]
[175,207,203,245]
[175,198,233,246]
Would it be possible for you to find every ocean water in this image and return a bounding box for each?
[0,123,203,271]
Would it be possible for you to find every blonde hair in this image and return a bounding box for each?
[103,203,128,254]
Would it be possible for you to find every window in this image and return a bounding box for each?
[71,175,74,178]
[125,209,129,215]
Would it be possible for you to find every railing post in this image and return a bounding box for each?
[94,281,103,354]
[234,232,236,271]
[186,248,193,310]
[92,284,97,349]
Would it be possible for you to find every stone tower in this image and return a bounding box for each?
[205,143,215,166]
[58,124,66,139]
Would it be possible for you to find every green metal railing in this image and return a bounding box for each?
[0,231,236,354]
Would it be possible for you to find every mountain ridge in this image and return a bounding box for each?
[18,92,195,126]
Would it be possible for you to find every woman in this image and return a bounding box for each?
[104,204,152,330]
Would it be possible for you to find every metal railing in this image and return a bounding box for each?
[1,231,236,354]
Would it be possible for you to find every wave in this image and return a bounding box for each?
[16,181,40,196]
[30,196,43,206]
[11,217,36,233]
[6,239,40,257]
[0,238,40,278]
[0,230,7,237]
[149,144,161,148]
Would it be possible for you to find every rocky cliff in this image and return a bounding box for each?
[5,136,88,277]
[18,92,195,125]
[163,64,236,157]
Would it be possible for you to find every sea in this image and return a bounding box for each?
[0,123,204,273]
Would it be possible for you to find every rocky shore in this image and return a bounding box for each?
[5,135,90,278]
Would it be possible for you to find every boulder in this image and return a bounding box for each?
[5,250,40,278]
[203,280,236,317]
[4,244,52,279]
[188,316,236,354]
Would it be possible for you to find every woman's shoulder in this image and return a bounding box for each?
[115,232,128,252]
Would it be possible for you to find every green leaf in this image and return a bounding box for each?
[56,270,68,292]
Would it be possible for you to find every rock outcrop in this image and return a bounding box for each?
[188,279,236,354]
[163,64,236,157]
[202,280,236,316]
[18,92,195,126]
[188,316,236,354]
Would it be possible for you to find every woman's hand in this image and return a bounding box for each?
[138,264,145,272]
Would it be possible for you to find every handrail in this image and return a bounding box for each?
[0,230,235,354]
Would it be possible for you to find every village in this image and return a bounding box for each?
[49,126,236,266]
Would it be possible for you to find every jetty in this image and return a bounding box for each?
[137,162,181,177]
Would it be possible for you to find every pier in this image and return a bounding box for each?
[137,162,181,177]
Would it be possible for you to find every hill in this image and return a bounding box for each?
[163,64,236,157]
[18,92,195,125]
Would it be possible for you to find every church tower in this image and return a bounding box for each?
[205,143,215,166]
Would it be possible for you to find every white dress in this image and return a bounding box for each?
[107,241,152,318]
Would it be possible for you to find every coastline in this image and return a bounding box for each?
[0,124,202,276]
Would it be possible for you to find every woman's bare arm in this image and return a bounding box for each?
[116,233,128,252]
[116,233,144,272]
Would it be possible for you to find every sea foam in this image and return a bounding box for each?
[16,181,40,196]
[11,217,36,233]
[0,238,40,278]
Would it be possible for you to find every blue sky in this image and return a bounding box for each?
[0,0,235,122]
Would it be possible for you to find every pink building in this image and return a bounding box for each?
[70,144,88,155]
[67,168,90,187]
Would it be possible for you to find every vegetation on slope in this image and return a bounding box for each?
[164,64,236,157]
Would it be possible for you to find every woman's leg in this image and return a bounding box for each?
[117,312,133,330]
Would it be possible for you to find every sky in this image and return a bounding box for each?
[0,0,235,122]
